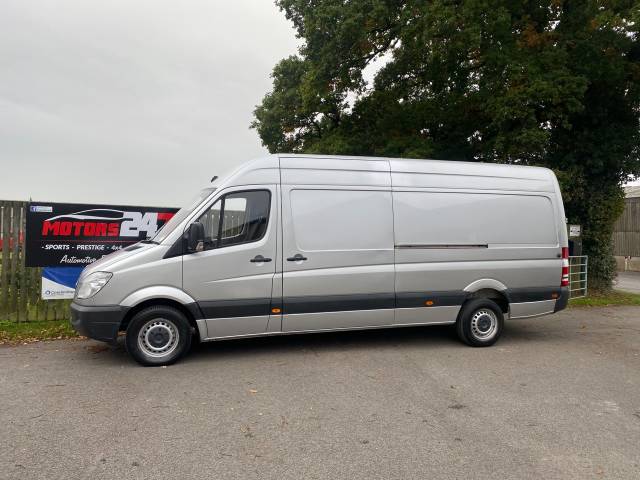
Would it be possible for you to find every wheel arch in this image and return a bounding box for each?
[463,279,509,314]
[119,287,204,341]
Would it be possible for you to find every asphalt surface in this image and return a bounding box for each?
[1,307,639,480]
[615,271,640,294]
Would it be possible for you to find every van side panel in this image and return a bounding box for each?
[390,159,556,193]
[280,156,390,187]
[280,186,396,331]
[390,159,563,322]
[279,157,396,331]
[393,191,558,246]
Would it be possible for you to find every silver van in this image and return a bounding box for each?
[71,155,570,366]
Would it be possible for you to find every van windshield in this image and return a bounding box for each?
[151,188,216,243]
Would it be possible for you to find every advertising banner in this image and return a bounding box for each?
[41,267,84,300]
[26,202,178,267]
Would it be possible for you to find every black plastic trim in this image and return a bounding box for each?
[250,255,272,263]
[553,287,570,312]
[163,236,184,259]
[184,301,204,320]
[506,287,563,303]
[283,293,396,315]
[198,298,272,318]
[286,254,308,262]
[395,244,488,249]
[195,287,566,319]
[70,303,127,344]
[396,291,468,308]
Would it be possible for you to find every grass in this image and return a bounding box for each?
[569,290,640,307]
[0,319,79,345]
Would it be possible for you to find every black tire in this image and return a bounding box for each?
[125,306,192,366]
[456,298,504,347]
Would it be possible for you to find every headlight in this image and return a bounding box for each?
[75,272,113,299]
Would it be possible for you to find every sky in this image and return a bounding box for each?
[0,0,299,207]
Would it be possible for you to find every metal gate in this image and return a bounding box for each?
[568,256,588,298]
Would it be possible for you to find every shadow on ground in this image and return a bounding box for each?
[98,319,565,366]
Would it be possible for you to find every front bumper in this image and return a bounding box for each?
[554,286,570,312]
[70,303,127,343]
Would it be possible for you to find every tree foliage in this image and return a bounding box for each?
[253,0,640,290]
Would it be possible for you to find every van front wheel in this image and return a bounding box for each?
[456,299,504,347]
[125,306,192,366]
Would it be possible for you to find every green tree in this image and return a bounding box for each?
[253,0,640,291]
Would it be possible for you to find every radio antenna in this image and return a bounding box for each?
[211,176,218,183]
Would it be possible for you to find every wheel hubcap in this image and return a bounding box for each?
[138,319,179,358]
[470,309,498,341]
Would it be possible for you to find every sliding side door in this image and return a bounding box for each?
[280,186,395,332]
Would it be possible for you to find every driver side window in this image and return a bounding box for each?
[195,190,270,251]
[199,200,221,250]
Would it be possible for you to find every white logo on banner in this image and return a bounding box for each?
[41,276,75,300]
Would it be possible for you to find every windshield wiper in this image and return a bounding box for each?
[140,239,159,244]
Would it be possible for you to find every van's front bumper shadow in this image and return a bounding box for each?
[70,303,126,344]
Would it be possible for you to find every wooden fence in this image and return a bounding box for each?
[0,200,70,322]
[613,197,640,257]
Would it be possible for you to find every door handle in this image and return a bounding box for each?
[286,253,308,262]
[250,255,272,263]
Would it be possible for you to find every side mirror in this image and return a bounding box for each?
[185,222,205,253]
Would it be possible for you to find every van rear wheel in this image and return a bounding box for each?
[456,299,504,347]
[125,306,192,366]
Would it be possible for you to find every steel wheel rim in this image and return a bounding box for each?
[470,309,498,341]
[138,318,180,358]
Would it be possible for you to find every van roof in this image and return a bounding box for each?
[277,153,551,175]
[219,154,557,193]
